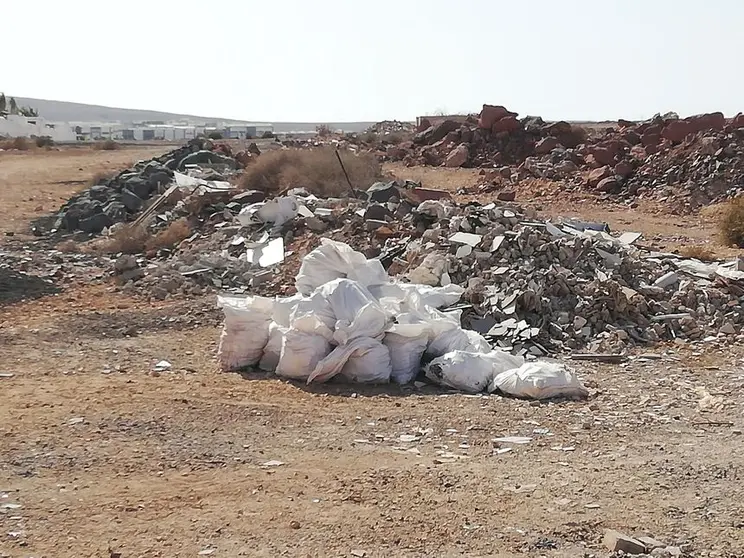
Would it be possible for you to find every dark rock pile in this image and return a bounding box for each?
[50,138,243,234]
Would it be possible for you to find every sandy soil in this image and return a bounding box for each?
[1,150,744,557]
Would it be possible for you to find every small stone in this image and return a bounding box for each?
[290,520,301,530]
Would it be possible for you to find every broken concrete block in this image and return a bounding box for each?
[636,535,665,551]
[449,232,482,247]
[603,529,646,554]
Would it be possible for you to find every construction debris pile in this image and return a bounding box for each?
[387,106,744,212]
[48,138,250,235]
[99,173,744,356]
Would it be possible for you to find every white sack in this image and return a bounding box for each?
[259,322,288,372]
[427,328,491,358]
[383,327,429,384]
[316,278,389,344]
[295,239,389,296]
[368,282,465,310]
[425,350,526,394]
[272,293,305,328]
[308,337,391,384]
[217,295,274,371]
[275,329,331,380]
[288,291,336,340]
[489,361,588,400]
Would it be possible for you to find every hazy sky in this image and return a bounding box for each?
[4,0,743,122]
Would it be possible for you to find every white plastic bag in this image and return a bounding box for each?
[489,361,588,400]
[275,329,331,380]
[289,291,336,339]
[308,337,392,384]
[427,328,492,358]
[272,293,305,328]
[383,323,430,384]
[368,282,465,311]
[237,196,299,227]
[425,350,525,393]
[217,295,274,371]
[259,322,288,372]
[316,279,389,344]
[295,239,389,296]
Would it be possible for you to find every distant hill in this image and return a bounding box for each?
[13,97,377,133]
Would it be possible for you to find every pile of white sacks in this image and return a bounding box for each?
[217,239,588,399]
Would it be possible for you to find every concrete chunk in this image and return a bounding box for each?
[603,529,646,554]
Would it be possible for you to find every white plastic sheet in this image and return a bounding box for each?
[216,295,274,371]
[307,337,392,384]
[295,239,389,296]
[425,350,525,393]
[237,196,299,227]
[489,361,588,400]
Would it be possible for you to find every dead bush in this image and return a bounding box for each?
[678,244,715,261]
[145,218,191,252]
[99,224,149,254]
[719,197,744,247]
[34,136,54,148]
[94,139,119,151]
[239,148,382,197]
[0,137,30,150]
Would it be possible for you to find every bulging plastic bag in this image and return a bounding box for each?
[295,239,389,296]
[489,361,588,400]
[259,322,288,372]
[237,196,299,227]
[307,337,392,384]
[272,293,305,328]
[427,327,492,358]
[383,322,430,384]
[289,291,336,340]
[368,282,465,311]
[425,350,525,393]
[217,295,274,371]
[275,329,331,380]
[315,278,389,344]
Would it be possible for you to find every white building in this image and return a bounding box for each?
[0,114,76,142]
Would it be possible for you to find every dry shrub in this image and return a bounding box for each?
[239,148,382,197]
[719,197,744,247]
[94,139,119,151]
[34,136,54,148]
[99,224,149,254]
[144,218,191,252]
[56,239,80,253]
[0,137,30,150]
[678,245,715,261]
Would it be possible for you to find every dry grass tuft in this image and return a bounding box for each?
[239,148,382,197]
[719,197,744,247]
[678,245,716,261]
[145,218,191,252]
[56,239,81,253]
[99,224,150,254]
[0,137,30,151]
[97,219,191,255]
[94,139,119,151]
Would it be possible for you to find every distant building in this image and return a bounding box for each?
[0,114,76,142]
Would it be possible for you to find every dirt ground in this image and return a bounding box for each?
[2,148,744,557]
